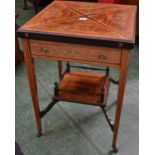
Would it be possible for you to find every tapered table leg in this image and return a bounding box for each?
[57,61,63,80]
[23,0,28,10]
[112,50,130,152]
[33,3,38,14]
[22,39,42,137]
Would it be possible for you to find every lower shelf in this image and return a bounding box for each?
[53,71,110,106]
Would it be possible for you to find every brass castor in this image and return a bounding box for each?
[23,6,29,10]
[36,132,43,137]
[23,0,29,10]
[113,146,118,153]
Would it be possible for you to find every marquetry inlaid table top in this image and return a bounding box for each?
[18,1,137,49]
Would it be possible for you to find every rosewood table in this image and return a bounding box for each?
[17,1,137,152]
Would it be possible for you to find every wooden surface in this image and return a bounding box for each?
[18,1,137,48]
[112,49,130,150]
[22,39,43,136]
[22,37,132,150]
[54,71,110,104]
[123,0,139,35]
[30,39,122,67]
[19,1,136,151]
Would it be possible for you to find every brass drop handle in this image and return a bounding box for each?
[42,47,49,53]
[98,54,107,60]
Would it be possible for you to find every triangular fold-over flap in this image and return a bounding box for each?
[88,8,136,40]
[25,17,126,40]
[23,2,82,28]
[63,1,126,16]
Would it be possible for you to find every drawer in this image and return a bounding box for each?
[30,40,122,65]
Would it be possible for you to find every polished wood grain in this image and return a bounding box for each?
[53,71,110,104]
[30,39,122,67]
[112,49,130,151]
[18,1,137,47]
[123,0,139,35]
[22,39,43,137]
[88,8,135,41]
[19,1,136,152]
[22,2,82,28]
[61,1,128,15]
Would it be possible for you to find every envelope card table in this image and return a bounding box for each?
[17,1,137,152]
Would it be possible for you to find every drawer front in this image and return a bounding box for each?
[30,40,122,65]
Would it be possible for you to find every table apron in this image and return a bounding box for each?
[29,39,122,68]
